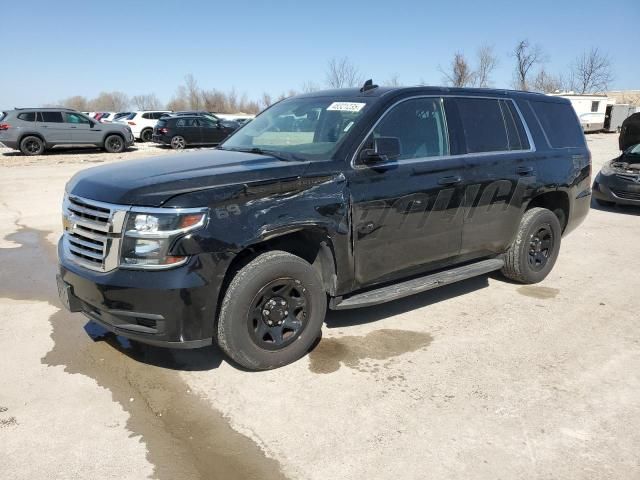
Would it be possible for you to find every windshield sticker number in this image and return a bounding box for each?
[326,102,366,112]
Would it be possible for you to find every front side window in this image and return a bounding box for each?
[197,117,217,127]
[64,112,90,124]
[38,111,64,123]
[221,97,373,161]
[369,97,449,160]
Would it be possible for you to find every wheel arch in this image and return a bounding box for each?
[18,132,47,147]
[525,190,570,232]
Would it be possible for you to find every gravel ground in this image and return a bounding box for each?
[0,133,639,480]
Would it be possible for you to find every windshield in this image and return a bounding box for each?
[220,97,372,161]
[627,144,640,155]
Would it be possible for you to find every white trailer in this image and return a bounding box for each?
[549,93,609,132]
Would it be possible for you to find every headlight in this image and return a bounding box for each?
[599,162,615,176]
[120,209,207,269]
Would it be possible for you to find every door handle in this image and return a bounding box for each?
[438,175,462,186]
[516,166,535,176]
[70,126,77,129]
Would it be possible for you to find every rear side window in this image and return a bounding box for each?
[500,101,530,151]
[530,101,585,148]
[454,98,509,153]
[142,113,152,119]
[37,111,64,123]
[17,112,36,122]
[176,118,197,127]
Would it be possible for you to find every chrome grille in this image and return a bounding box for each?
[62,194,129,272]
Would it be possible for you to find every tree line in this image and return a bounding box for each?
[51,39,614,113]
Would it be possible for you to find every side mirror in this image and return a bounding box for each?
[360,136,401,165]
[89,121,96,128]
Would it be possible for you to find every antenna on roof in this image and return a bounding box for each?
[360,79,378,93]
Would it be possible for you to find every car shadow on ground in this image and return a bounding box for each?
[1,146,143,156]
[590,197,640,216]
[85,275,490,372]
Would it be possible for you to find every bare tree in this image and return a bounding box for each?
[439,52,475,87]
[512,40,544,91]
[571,48,613,94]
[532,69,565,93]
[475,45,498,88]
[59,95,89,111]
[89,91,129,111]
[260,92,273,110]
[184,74,202,110]
[131,93,163,110]
[166,86,189,112]
[383,74,401,87]
[301,81,320,93]
[325,57,362,88]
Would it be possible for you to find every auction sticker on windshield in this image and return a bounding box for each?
[326,102,366,112]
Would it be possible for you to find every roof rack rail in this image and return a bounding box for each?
[14,106,78,111]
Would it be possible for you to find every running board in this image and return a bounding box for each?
[330,258,504,310]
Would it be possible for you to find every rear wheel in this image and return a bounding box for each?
[140,129,153,142]
[19,136,44,156]
[501,207,562,284]
[104,134,125,153]
[170,136,186,150]
[216,251,326,370]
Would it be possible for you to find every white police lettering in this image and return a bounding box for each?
[326,102,366,112]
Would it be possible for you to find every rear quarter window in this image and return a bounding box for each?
[17,112,36,122]
[530,100,585,148]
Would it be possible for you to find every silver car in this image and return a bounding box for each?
[0,108,134,155]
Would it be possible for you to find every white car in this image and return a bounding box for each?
[116,111,171,142]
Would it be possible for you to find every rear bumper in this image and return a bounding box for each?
[152,134,171,145]
[564,187,591,236]
[57,239,231,348]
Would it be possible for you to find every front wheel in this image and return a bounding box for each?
[216,251,326,370]
[170,136,186,150]
[104,134,125,153]
[501,207,562,284]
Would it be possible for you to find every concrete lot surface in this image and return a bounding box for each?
[1,136,639,479]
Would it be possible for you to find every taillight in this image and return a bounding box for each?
[127,121,136,126]
[0,123,10,130]
[159,127,168,134]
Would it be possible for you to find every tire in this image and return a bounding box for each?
[170,136,186,150]
[104,134,125,153]
[217,251,326,370]
[19,136,45,156]
[140,129,153,142]
[501,207,562,284]
[596,198,615,208]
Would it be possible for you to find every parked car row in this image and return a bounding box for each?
[0,107,251,155]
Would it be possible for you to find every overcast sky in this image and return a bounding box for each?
[1,0,638,108]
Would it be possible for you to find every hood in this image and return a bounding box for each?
[619,113,640,151]
[66,149,309,206]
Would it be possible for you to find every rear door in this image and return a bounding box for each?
[63,111,96,143]
[176,118,201,144]
[447,96,537,257]
[350,96,466,287]
[36,111,70,143]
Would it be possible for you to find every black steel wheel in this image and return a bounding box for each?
[19,136,45,156]
[217,251,326,370]
[501,207,562,284]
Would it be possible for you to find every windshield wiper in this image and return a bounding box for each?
[218,146,303,162]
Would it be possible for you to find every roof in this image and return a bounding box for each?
[295,85,556,102]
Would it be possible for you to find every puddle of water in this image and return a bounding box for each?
[308,329,433,374]
[517,286,559,300]
[1,224,287,480]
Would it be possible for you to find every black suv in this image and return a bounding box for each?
[57,84,591,370]
[152,115,239,149]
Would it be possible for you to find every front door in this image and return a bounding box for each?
[63,111,95,144]
[350,97,466,288]
[198,117,227,144]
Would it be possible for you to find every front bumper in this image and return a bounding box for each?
[57,239,230,348]
[593,173,640,205]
